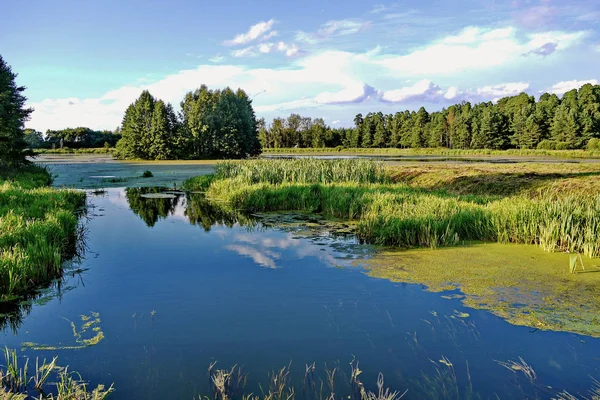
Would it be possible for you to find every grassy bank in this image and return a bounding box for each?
[0,166,86,302]
[185,159,600,258]
[263,147,600,159]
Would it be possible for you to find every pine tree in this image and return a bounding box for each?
[0,55,33,167]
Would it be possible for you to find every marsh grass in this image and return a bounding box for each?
[0,348,114,399]
[203,360,405,400]
[189,159,600,258]
[0,167,86,302]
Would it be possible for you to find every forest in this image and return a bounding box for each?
[258,83,600,151]
[24,127,122,149]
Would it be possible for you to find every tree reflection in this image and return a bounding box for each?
[125,187,183,227]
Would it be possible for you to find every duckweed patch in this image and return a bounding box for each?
[21,311,104,350]
[363,243,600,337]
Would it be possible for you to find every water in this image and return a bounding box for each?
[1,187,600,399]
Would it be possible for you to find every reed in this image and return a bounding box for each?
[190,159,600,257]
[0,347,113,399]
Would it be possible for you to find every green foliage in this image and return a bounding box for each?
[0,55,33,167]
[43,127,121,149]
[141,170,153,178]
[193,159,600,258]
[0,347,114,399]
[587,137,600,150]
[115,87,260,160]
[261,83,600,151]
[0,166,85,302]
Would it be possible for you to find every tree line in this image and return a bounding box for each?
[259,83,600,150]
[23,127,122,149]
[114,86,261,160]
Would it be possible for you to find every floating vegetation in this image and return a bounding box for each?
[365,243,600,337]
[141,170,153,178]
[21,312,104,351]
[0,347,114,399]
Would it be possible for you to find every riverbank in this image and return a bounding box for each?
[0,166,86,302]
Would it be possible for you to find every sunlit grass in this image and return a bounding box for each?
[0,166,86,302]
[187,159,600,258]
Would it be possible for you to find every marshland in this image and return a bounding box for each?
[3,50,600,399]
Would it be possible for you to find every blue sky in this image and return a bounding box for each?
[2,0,599,131]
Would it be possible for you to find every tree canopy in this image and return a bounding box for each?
[0,55,33,167]
[259,83,600,151]
[115,87,261,160]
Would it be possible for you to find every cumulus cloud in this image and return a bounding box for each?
[223,19,276,46]
[381,80,443,103]
[25,25,591,131]
[547,79,599,95]
[315,84,379,105]
[524,42,558,56]
[382,81,530,104]
[377,26,585,75]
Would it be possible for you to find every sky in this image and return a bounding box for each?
[1,0,599,132]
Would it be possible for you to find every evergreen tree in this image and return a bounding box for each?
[550,105,581,148]
[0,55,34,167]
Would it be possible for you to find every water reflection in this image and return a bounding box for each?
[124,187,363,269]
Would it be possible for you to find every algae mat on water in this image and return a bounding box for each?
[363,243,600,337]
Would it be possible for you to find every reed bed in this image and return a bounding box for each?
[0,167,86,302]
[212,159,388,185]
[187,159,600,257]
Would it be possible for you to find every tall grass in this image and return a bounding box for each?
[212,159,387,185]
[0,167,86,302]
[190,159,600,257]
[0,347,114,399]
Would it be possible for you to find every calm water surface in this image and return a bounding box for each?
[1,187,599,399]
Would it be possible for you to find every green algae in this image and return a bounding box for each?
[21,311,104,351]
[363,243,600,337]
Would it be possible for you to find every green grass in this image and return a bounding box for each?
[185,159,600,258]
[263,147,600,159]
[0,166,86,302]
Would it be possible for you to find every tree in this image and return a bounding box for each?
[550,105,581,148]
[115,90,156,159]
[0,55,33,167]
[23,129,44,148]
[471,106,504,149]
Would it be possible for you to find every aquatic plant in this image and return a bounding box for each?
[0,348,114,399]
[202,360,405,400]
[141,170,153,178]
[191,159,600,258]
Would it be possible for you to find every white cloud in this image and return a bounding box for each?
[224,19,276,46]
[296,19,369,44]
[381,79,443,103]
[25,25,592,131]
[377,26,586,76]
[208,54,225,63]
[382,81,530,104]
[230,41,300,58]
[547,79,599,95]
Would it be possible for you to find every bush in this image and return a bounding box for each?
[554,142,572,150]
[537,140,556,150]
[141,170,153,178]
[587,138,600,150]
